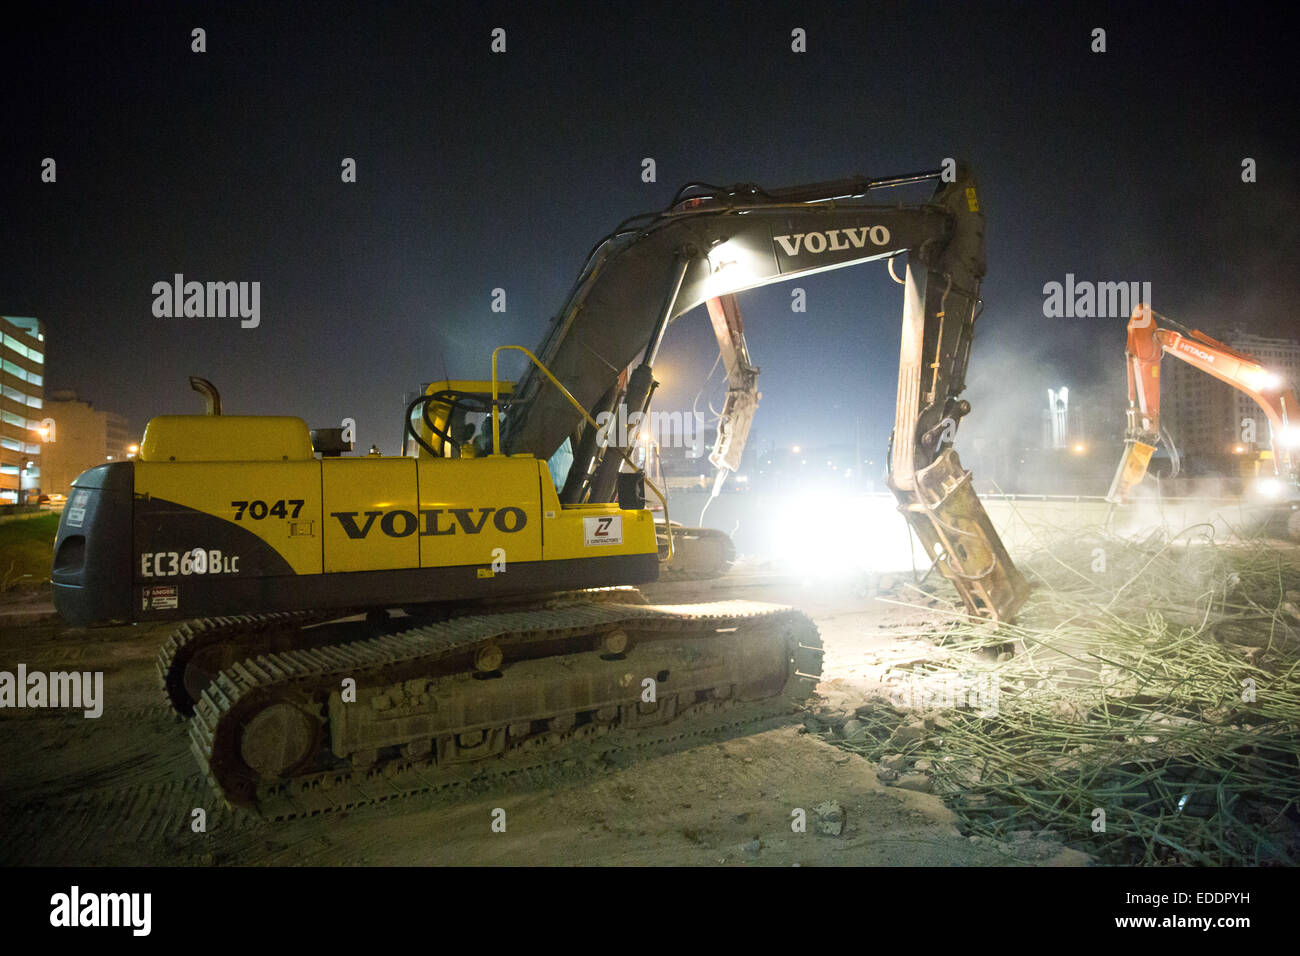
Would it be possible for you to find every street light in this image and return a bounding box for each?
[127,443,139,458]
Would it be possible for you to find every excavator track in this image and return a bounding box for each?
[187,600,822,819]
[157,587,648,717]
[158,610,346,717]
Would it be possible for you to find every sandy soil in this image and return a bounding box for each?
[0,572,1088,866]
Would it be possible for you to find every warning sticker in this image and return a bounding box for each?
[66,491,90,528]
[141,584,179,611]
[583,514,623,547]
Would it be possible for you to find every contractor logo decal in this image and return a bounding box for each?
[583,515,623,547]
[331,507,528,539]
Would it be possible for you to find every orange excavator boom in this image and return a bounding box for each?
[1107,304,1300,502]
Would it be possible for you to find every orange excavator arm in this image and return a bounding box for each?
[1107,304,1300,503]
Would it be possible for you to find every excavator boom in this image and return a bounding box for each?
[505,163,1028,622]
[702,293,758,478]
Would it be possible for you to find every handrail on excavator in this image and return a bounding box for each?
[490,344,674,562]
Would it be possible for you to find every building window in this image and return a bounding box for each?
[1,334,44,364]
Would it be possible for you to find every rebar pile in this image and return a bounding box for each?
[826,523,1300,865]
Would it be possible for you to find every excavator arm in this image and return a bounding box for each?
[702,293,759,481]
[502,163,1029,622]
[1107,304,1300,503]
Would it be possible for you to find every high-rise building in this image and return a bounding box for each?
[41,390,135,495]
[1224,328,1300,454]
[1,316,46,504]
[1162,327,1300,467]
[1070,390,1124,449]
[1042,387,1070,449]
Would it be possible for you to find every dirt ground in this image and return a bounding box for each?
[0,570,1089,867]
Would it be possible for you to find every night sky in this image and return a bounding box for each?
[4,1,1297,459]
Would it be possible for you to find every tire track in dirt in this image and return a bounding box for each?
[0,773,261,865]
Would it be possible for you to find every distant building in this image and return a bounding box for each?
[1,316,46,504]
[41,390,134,495]
[656,423,718,491]
[1043,387,1070,448]
[1038,386,1120,450]
[1162,328,1300,467]
[1070,390,1124,448]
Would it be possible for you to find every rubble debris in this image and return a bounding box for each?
[813,527,1300,865]
[894,774,934,793]
[886,722,927,748]
[841,718,868,742]
[813,800,845,836]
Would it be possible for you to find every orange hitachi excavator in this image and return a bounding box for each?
[1106,304,1300,510]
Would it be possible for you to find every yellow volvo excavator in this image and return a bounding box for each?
[52,163,1028,817]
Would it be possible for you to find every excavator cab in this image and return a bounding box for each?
[406,380,511,459]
